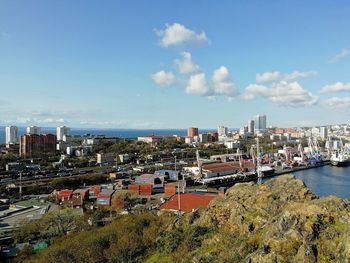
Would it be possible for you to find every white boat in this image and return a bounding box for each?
[329,139,350,167]
[330,151,350,166]
[261,165,275,176]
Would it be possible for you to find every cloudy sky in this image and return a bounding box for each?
[0,1,349,129]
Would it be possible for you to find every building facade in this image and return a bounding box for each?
[187,127,199,138]
[5,126,18,145]
[26,126,42,135]
[199,133,209,143]
[254,115,267,131]
[208,132,219,142]
[320,127,328,140]
[96,153,116,165]
[57,126,71,141]
[248,120,255,134]
[218,126,228,137]
[20,134,57,157]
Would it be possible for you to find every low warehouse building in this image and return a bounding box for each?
[159,193,215,213]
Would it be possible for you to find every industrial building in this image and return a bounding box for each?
[201,161,254,179]
[159,193,215,213]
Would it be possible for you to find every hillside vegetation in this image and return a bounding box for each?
[25,175,350,263]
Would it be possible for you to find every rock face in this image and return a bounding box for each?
[167,175,350,262]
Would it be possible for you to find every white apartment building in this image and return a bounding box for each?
[26,126,42,135]
[57,126,71,141]
[5,126,18,144]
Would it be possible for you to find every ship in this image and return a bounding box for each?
[330,151,350,166]
[328,138,350,167]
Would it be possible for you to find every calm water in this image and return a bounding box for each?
[0,126,218,144]
[266,165,350,199]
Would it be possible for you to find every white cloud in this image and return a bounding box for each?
[325,97,350,108]
[4,117,67,125]
[283,70,318,81]
[212,66,237,96]
[151,70,175,87]
[186,73,210,96]
[320,82,350,93]
[255,70,317,83]
[244,81,318,107]
[175,52,200,74]
[256,71,280,83]
[244,84,270,100]
[329,48,350,63]
[155,23,208,47]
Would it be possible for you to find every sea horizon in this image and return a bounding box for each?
[0,126,237,144]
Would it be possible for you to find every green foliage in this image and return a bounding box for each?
[64,156,90,168]
[19,176,350,263]
[0,152,17,169]
[14,208,86,243]
[14,245,35,263]
[93,140,154,157]
[28,212,174,263]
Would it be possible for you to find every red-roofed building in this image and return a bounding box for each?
[62,196,83,208]
[57,190,73,201]
[159,193,215,213]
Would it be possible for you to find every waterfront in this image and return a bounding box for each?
[267,165,350,199]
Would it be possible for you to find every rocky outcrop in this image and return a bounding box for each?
[170,175,350,262]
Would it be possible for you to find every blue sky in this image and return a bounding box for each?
[0,1,349,129]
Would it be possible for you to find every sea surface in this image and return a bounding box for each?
[293,165,350,199]
[0,126,218,144]
[265,165,350,199]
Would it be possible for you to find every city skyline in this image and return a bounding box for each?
[0,1,349,129]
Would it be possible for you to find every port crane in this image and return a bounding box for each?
[307,137,322,163]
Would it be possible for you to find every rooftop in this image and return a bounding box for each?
[202,161,254,173]
[159,193,215,213]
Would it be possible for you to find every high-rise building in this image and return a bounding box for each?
[208,132,219,142]
[20,134,56,157]
[5,126,18,145]
[320,127,328,139]
[218,126,228,137]
[187,127,199,138]
[254,115,267,131]
[199,134,209,143]
[57,126,71,141]
[26,126,42,135]
[248,120,255,134]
